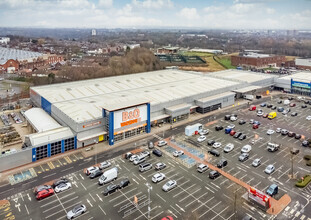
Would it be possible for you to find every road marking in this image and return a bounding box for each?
[199,201,221,219]
[61,166,74,172]
[300,215,306,220]
[25,204,29,215]
[156,193,166,202]
[42,196,78,213]
[175,204,185,212]
[290,209,295,214]
[191,174,202,182]
[109,187,137,202]
[27,193,31,201]
[210,206,229,220]
[285,206,290,211]
[179,188,201,203]
[89,193,96,202]
[80,182,87,190]
[96,194,103,202]
[185,192,208,208]
[98,205,106,215]
[87,199,93,207]
[205,186,215,194]
[15,203,20,212]
[295,211,301,217]
[42,172,56,179]
[132,178,139,185]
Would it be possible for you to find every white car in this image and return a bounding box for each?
[199,129,209,135]
[227,124,235,129]
[230,116,237,121]
[213,142,222,149]
[265,164,275,174]
[306,116,311,121]
[140,151,150,158]
[173,150,184,157]
[241,145,252,153]
[257,111,264,116]
[162,180,177,192]
[152,173,166,183]
[99,161,111,169]
[223,143,234,153]
[130,155,139,162]
[266,129,275,135]
[157,140,167,147]
[85,166,99,176]
[197,164,208,173]
[252,158,261,167]
[197,136,207,142]
[155,162,166,170]
[276,128,281,133]
[55,182,72,193]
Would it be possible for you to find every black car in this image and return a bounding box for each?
[239,120,246,125]
[53,178,69,188]
[295,134,301,139]
[207,139,215,145]
[152,149,162,157]
[35,185,52,195]
[234,132,242,138]
[103,184,119,196]
[304,100,310,104]
[271,106,277,110]
[208,149,220,157]
[267,104,273,108]
[89,169,102,179]
[277,107,284,112]
[209,171,221,179]
[277,100,282,104]
[291,112,298,116]
[215,125,223,131]
[302,140,310,147]
[288,97,294,100]
[302,104,307,108]
[118,178,130,189]
[239,134,246,140]
[224,115,231,120]
[217,159,228,168]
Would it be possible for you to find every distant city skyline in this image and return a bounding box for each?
[0,0,310,29]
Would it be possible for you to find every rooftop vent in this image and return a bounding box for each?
[66,88,72,91]
[89,101,96,103]
[95,84,99,87]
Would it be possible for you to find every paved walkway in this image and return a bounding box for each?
[164,138,291,216]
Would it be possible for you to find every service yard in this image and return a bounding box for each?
[1,94,311,220]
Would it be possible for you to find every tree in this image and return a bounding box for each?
[48,73,55,84]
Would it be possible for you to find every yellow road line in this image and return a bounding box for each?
[47,162,53,170]
[40,165,44,172]
[64,156,72,164]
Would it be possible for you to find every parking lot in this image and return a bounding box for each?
[1,95,311,220]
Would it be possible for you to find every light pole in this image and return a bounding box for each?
[146,183,152,220]
[94,140,98,165]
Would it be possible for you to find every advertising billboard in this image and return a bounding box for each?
[113,104,147,130]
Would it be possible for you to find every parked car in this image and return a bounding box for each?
[239,119,246,125]
[301,104,307,108]
[36,189,54,200]
[264,165,275,174]
[213,142,222,148]
[239,134,247,140]
[209,170,221,179]
[234,132,242,138]
[35,185,52,194]
[53,178,69,188]
[291,112,298,116]
[124,152,133,159]
[140,151,150,158]
[230,130,236,136]
[118,178,130,189]
[230,116,237,121]
[157,140,167,147]
[89,169,103,179]
[153,149,163,157]
[133,156,146,165]
[54,182,72,193]
[277,100,282,104]
[197,136,206,142]
[267,104,273,108]
[241,145,252,153]
[85,166,99,176]
[103,184,119,196]
[252,158,261,167]
[239,153,249,162]
[139,163,152,172]
[257,111,264,117]
[99,161,111,170]
[266,184,278,196]
[289,103,296,107]
[263,113,269,118]
[217,159,228,168]
[253,124,259,129]
[207,139,215,145]
[197,164,208,173]
[224,115,231,120]
[152,173,166,183]
[130,155,139,162]
[295,134,301,139]
[215,125,223,131]
[306,115,311,121]
[277,107,284,112]
[249,119,254,124]
[281,129,288,135]
[67,204,87,219]
[208,149,220,157]
[288,131,296,137]
[199,129,209,135]
[162,180,177,192]
[302,140,310,147]
[227,124,235,129]
[155,162,166,170]
[161,216,174,220]
[224,143,234,153]
[260,103,266,107]
[253,121,261,125]
[267,129,275,135]
[276,128,281,133]
[271,106,277,110]
[290,148,300,155]
[173,150,184,157]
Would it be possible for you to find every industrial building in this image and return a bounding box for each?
[231,52,286,68]
[2,69,310,171]
[295,58,311,70]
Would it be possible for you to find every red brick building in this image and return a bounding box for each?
[0,59,20,73]
[231,53,286,68]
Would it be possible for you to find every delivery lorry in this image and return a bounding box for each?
[267,143,280,152]
[268,112,277,119]
[243,94,254,101]
[98,167,118,185]
[185,123,203,136]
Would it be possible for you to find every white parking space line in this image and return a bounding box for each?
[43,196,78,213]
[199,201,222,219]
[185,192,208,208]
[45,200,82,219]
[25,204,30,215]
[170,205,181,216]
[210,206,229,220]
[173,184,196,198]
[109,187,137,202]
[40,192,76,207]
[179,188,201,203]
[191,174,202,182]
[205,186,215,194]
[80,182,87,190]
[156,193,166,203]
[192,196,215,213]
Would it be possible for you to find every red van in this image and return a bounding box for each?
[249,105,256,111]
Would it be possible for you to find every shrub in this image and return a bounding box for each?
[295,175,311,188]
[304,155,311,161]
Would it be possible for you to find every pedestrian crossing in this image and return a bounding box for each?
[153,134,163,140]
[283,204,311,220]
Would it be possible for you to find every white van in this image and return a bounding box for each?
[98,167,118,185]
[284,100,290,105]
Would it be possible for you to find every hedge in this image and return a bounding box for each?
[295,175,311,188]
[304,155,311,160]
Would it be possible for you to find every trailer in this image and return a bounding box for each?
[243,94,254,101]
[185,123,203,136]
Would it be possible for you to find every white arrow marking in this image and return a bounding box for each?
[15,203,21,212]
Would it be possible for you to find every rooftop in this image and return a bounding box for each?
[0,47,43,65]
[279,71,311,83]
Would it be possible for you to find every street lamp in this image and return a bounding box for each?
[145,183,152,220]
[94,140,98,165]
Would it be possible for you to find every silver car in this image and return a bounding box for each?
[99,161,111,170]
[67,204,86,219]
[152,173,166,183]
[162,180,177,192]
[54,182,72,193]
[157,140,167,147]
[265,164,275,174]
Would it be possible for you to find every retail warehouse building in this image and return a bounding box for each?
[2,69,311,170]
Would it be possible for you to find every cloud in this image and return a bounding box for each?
[231,3,256,13]
[98,0,113,8]
[132,0,173,9]
[116,16,162,27]
[178,8,199,20]
[266,8,275,14]
[117,4,133,16]
[203,6,222,13]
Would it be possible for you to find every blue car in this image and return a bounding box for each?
[225,128,232,134]
[260,103,266,107]
[253,121,261,125]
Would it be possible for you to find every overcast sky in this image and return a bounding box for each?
[0,0,310,29]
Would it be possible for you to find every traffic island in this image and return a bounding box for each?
[295,175,311,188]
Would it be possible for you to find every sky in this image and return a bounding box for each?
[0,0,311,29]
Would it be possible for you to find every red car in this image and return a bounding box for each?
[289,103,296,107]
[36,188,54,200]
[230,130,236,136]
[253,124,259,129]
[249,105,256,111]
[263,113,269,118]
[161,216,173,220]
